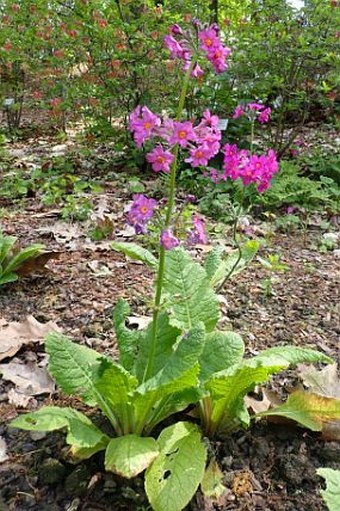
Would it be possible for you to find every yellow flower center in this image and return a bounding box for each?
[178,130,187,139]
[196,151,203,159]
[144,122,151,130]
[140,206,148,214]
[157,156,165,164]
[205,38,212,47]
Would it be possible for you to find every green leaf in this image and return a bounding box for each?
[4,244,45,274]
[145,422,207,511]
[10,406,109,460]
[0,272,18,285]
[105,435,159,478]
[206,359,289,434]
[199,331,244,382]
[111,242,157,268]
[113,298,142,373]
[253,346,333,366]
[135,312,181,382]
[259,391,340,431]
[46,333,104,406]
[137,324,205,394]
[204,245,224,280]
[164,248,219,331]
[317,468,340,511]
[0,235,16,264]
[209,240,259,288]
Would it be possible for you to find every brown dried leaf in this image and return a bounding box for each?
[16,251,61,277]
[0,316,62,361]
[298,363,340,399]
[0,359,55,395]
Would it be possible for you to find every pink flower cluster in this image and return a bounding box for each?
[221,144,279,192]
[233,103,271,124]
[164,22,230,76]
[127,194,158,234]
[129,106,222,173]
[198,26,231,73]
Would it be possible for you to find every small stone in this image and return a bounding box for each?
[39,458,66,484]
[333,249,340,258]
[30,431,47,441]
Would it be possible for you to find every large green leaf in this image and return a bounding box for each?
[253,346,333,366]
[46,333,104,406]
[317,468,340,511]
[206,359,288,434]
[133,325,205,434]
[163,248,219,331]
[199,331,244,382]
[10,406,109,460]
[113,298,142,373]
[137,324,205,395]
[204,245,224,280]
[145,422,207,511]
[259,391,340,431]
[135,312,181,382]
[105,435,159,478]
[111,241,157,268]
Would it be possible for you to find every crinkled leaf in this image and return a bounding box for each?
[259,391,340,432]
[46,333,105,406]
[137,324,205,394]
[0,235,16,264]
[10,406,109,459]
[105,435,159,478]
[254,346,333,366]
[145,422,207,511]
[164,248,219,331]
[204,245,224,280]
[135,312,181,382]
[199,331,244,382]
[113,298,142,373]
[298,364,340,398]
[111,242,157,268]
[317,468,340,511]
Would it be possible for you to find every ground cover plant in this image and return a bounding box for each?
[6,17,339,511]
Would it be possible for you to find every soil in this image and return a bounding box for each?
[0,134,339,511]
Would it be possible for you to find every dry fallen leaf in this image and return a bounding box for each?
[16,251,61,277]
[127,316,152,330]
[0,315,62,361]
[0,359,55,395]
[7,388,34,408]
[298,363,340,398]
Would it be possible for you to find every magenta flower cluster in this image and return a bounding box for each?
[127,194,158,234]
[129,107,222,172]
[219,144,279,192]
[233,103,271,124]
[164,21,231,75]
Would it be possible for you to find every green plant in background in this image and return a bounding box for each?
[10,19,335,511]
[258,253,290,297]
[0,230,45,285]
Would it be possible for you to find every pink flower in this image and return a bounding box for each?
[248,102,263,111]
[191,62,204,78]
[129,106,161,148]
[160,230,180,250]
[198,29,220,52]
[127,194,158,234]
[169,121,196,147]
[185,145,211,167]
[146,145,174,173]
[187,214,208,245]
[164,35,190,61]
[258,107,271,123]
[233,105,245,119]
[207,44,230,73]
[202,109,219,128]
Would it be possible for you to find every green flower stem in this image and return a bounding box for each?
[143,62,195,383]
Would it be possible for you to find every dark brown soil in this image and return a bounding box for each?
[0,153,339,510]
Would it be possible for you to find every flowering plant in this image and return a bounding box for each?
[11,20,333,511]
